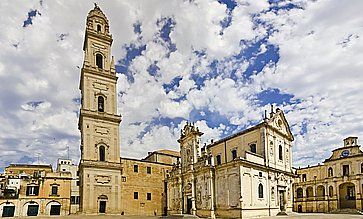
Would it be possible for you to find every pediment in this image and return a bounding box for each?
[267,109,294,141]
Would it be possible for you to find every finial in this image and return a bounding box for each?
[264,110,267,119]
[271,104,274,113]
[94,3,98,8]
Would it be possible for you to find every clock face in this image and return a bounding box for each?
[341,150,350,157]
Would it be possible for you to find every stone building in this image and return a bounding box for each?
[293,137,363,213]
[77,5,179,216]
[57,159,80,214]
[119,157,174,216]
[166,108,296,218]
[0,164,72,217]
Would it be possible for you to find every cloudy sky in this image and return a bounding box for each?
[0,0,362,171]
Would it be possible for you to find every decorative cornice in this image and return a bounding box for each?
[80,109,122,124]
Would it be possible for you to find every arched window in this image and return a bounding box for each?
[329,186,333,197]
[278,145,283,160]
[328,167,333,177]
[306,186,313,198]
[250,143,257,153]
[258,183,263,198]
[96,54,103,69]
[98,96,104,112]
[99,145,105,161]
[317,185,325,197]
[97,24,102,32]
[296,188,303,198]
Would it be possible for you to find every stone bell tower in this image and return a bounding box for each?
[78,4,122,214]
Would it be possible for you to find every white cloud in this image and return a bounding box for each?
[0,0,361,171]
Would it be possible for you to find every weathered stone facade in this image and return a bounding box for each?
[167,108,296,218]
[293,137,363,213]
[78,4,122,215]
[0,164,72,217]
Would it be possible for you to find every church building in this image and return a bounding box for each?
[166,107,296,218]
[77,5,176,216]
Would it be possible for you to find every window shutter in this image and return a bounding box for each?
[34,186,39,195]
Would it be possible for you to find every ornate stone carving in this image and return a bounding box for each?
[95,175,111,184]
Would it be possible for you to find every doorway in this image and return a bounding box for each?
[297,205,302,213]
[2,206,15,217]
[99,201,106,213]
[186,197,192,214]
[279,190,286,211]
[339,182,356,209]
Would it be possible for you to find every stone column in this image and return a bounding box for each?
[178,176,183,214]
[210,167,216,219]
[191,173,196,215]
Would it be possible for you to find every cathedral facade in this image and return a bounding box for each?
[77,5,296,218]
[166,108,296,218]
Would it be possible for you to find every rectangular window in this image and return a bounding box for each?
[147,166,152,174]
[77,171,80,176]
[343,165,350,176]
[76,196,80,204]
[147,193,152,200]
[26,186,39,196]
[134,165,138,173]
[51,186,58,195]
[76,180,80,186]
[121,176,126,182]
[231,149,237,160]
[134,192,138,199]
[302,174,307,182]
[71,196,76,204]
[216,155,221,165]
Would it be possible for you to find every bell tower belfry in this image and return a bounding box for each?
[78,4,122,214]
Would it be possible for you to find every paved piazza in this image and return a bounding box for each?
[15,213,363,219]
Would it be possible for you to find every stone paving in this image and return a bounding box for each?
[15,213,363,219]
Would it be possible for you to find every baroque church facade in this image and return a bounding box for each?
[166,108,295,218]
[76,5,296,218]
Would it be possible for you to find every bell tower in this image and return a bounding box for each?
[78,4,122,214]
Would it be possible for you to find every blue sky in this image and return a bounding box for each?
[0,0,362,171]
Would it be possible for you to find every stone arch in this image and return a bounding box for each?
[23,201,39,216]
[98,195,108,214]
[96,53,103,69]
[46,200,61,216]
[317,185,325,197]
[306,186,313,198]
[339,182,356,209]
[296,187,303,198]
[0,202,16,217]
